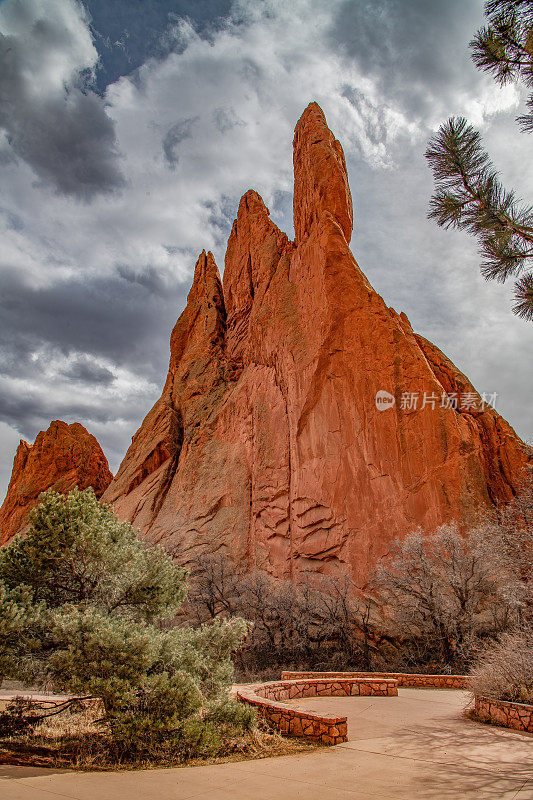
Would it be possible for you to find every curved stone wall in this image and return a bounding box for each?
[239,672,532,741]
[236,676,397,745]
[281,671,468,689]
[474,696,533,733]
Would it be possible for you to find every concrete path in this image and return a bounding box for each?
[1,689,532,799]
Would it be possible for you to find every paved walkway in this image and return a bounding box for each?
[1,689,532,799]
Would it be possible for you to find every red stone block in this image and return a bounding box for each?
[290,717,303,736]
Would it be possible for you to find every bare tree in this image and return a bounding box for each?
[497,472,533,622]
[372,524,523,670]
[183,478,533,678]
[310,574,379,671]
[470,627,533,705]
[185,550,242,623]
[228,568,381,677]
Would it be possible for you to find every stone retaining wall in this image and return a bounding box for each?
[281,671,468,690]
[474,696,533,733]
[270,672,532,737]
[236,677,397,745]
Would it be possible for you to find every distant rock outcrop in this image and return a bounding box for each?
[0,421,112,545]
[100,102,529,580]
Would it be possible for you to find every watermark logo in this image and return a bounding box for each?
[375,390,499,412]
[375,390,396,411]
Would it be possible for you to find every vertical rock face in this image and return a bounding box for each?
[0,421,112,545]
[103,102,531,582]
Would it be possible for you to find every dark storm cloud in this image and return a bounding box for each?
[163,116,199,167]
[0,2,124,199]
[0,267,188,384]
[115,264,168,294]
[0,385,116,440]
[212,106,246,134]
[0,368,160,445]
[0,87,125,199]
[330,0,485,119]
[341,86,388,149]
[0,262,190,449]
[61,357,114,385]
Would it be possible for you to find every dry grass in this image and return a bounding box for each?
[469,629,533,705]
[0,701,319,771]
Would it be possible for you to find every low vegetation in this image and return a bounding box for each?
[470,628,533,705]
[0,693,312,770]
[0,488,267,767]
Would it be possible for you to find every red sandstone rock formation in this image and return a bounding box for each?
[103,102,531,582]
[0,421,112,545]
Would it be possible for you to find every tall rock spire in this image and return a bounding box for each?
[102,250,227,535]
[223,190,291,362]
[293,102,353,243]
[99,103,530,581]
[169,249,226,373]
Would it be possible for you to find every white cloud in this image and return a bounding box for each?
[0,0,96,89]
[0,0,123,197]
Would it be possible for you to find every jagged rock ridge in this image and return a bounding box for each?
[0,421,113,545]
[103,102,530,581]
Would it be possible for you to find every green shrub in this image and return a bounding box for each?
[0,488,253,759]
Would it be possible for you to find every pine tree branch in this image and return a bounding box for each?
[518,93,533,130]
[426,118,533,247]
[513,272,533,319]
[471,1,533,90]
[426,116,533,319]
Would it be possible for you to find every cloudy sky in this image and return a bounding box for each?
[0,0,532,500]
